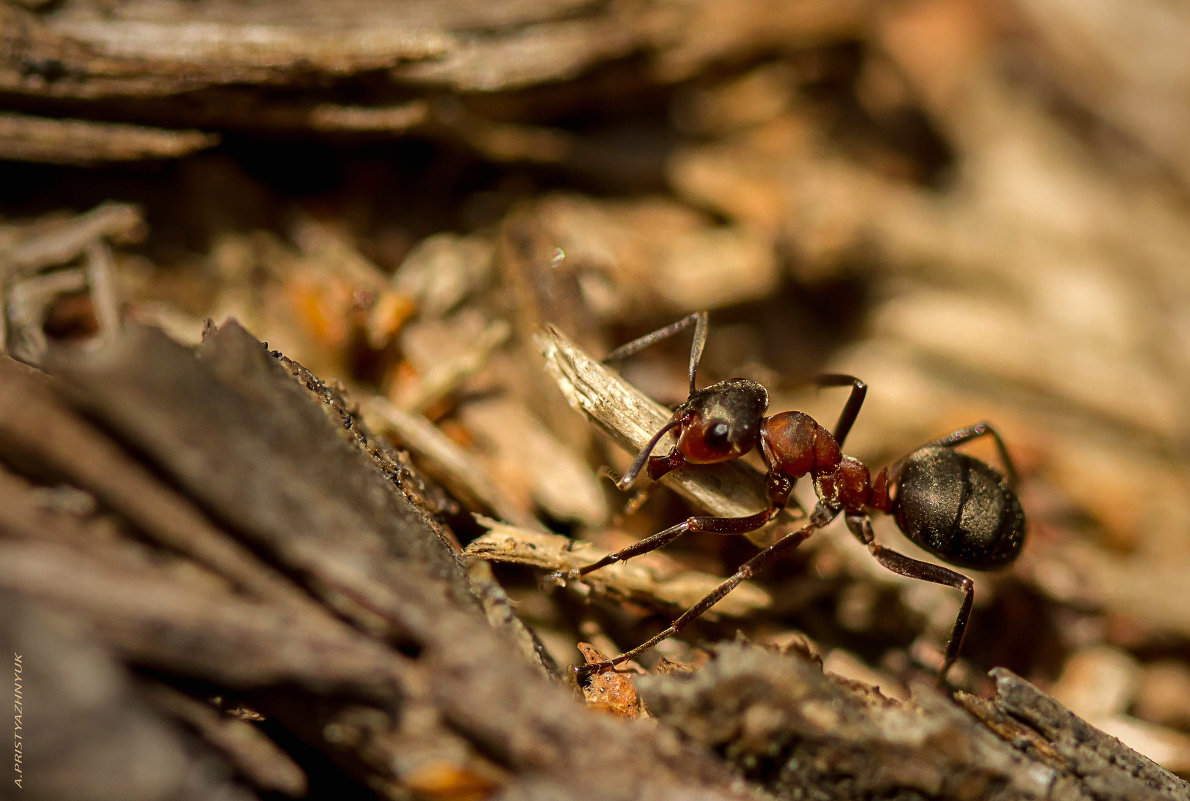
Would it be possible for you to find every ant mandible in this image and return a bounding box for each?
[547,312,1026,684]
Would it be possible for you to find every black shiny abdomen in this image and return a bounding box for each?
[892,447,1025,570]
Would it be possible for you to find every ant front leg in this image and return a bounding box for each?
[575,511,831,677]
[576,449,803,583]
[547,508,775,584]
[845,514,974,685]
[815,373,867,447]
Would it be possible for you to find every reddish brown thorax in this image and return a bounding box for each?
[759,411,892,514]
[760,411,840,477]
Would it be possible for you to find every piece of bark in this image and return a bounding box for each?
[0,594,259,801]
[0,112,218,164]
[1,1,880,166]
[396,316,511,414]
[0,536,406,697]
[639,642,1190,801]
[0,358,353,624]
[141,683,308,798]
[390,232,495,319]
[0,2,450,96]
[0,202,144,355]
[989,667,1190,801]
[460,395,609,527]
[362,394,537,528]
[0,202,145,275]
[4,267,88,362]
[1,0,873,98]
[48,321,473,632]
[1,318,755,799]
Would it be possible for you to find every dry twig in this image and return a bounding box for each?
[468,518,772,618]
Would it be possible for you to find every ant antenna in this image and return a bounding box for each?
[603,312,708,397]
[615,417,682,490]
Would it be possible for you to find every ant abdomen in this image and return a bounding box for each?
[892,447,1026,570]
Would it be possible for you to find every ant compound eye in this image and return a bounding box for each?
[705,421,731,451]
[679,417,750,463]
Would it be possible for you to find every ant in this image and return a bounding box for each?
[547,312,1025,684]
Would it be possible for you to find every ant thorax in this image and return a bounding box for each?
[759,411,841,478]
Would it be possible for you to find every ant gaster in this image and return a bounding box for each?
[547,312,1026,683]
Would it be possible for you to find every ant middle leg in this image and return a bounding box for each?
[815,373,867,447]
[575,513,829,677]
[547,508,776,584]
[845,514,974,684]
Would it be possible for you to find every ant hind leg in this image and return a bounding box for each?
[845,514,975,685]
[900,421,1018,487]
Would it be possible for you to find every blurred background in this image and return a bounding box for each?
[3,0,1190,776]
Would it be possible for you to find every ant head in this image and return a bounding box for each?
[674,378,768,464]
